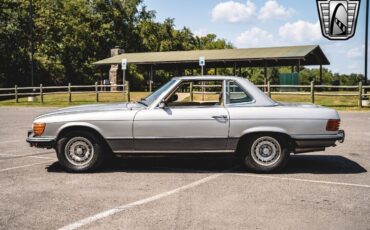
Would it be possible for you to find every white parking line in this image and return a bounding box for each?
[0,160,54,172]
[0,153,55,160]
[231,173,370,188]
[58,173,223,230]
[0,140,24,144]
[29,155,56,160]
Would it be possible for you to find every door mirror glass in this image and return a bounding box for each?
[170,94,178,102]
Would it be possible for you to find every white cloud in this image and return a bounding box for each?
[258,0,295,20]
[193,28,209,37]
[235,27,274,47]
[348,63,358,70]
[279,20,322,42]
[346,45,364,59]
[211,0,256,23]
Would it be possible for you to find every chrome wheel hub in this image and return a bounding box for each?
[65,137,94,166]
[251,136,281,166]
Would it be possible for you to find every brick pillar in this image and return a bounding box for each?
[109,46,124,91]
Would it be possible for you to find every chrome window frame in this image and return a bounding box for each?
[225,79,256,106]
[153,79,226,109]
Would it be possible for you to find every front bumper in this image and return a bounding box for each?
[26,130,55,149]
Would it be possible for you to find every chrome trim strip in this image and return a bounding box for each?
[113,150,235,154]
[292,134,343,140]
[107,137,229,140]
[106,137,133,140]
[131,137,229,139]
[27,137,55,142]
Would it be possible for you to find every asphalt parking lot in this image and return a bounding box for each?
[0,107,369,230]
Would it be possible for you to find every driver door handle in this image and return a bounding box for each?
[212,115,228,119]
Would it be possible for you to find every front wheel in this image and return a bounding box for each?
[56,131,105,173]
[242,134,290,173]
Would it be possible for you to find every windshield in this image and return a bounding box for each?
[139,79,177,106]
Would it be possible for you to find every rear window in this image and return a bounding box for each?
[226,80,254,104]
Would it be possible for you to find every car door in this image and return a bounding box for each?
[133,80,230,151]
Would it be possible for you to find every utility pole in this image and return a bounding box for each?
[29,0,34,87]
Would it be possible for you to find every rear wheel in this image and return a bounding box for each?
[242,134,290,173]
[56,130,105,173]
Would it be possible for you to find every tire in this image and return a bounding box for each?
[56,130,105,173]
[242,134,290,173]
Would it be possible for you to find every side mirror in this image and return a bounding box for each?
[158,100,167,109]
[171,94,178,102]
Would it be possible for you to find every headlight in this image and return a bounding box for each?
[33,123,46,136]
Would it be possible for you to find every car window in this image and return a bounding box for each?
[141,79,177,106]
[167,80,223,107]
[226,80,253,104]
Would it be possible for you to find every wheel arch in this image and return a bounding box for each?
[235,129,293,156]
[56,123,112,153]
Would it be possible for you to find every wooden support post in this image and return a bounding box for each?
[123,81,126,101]
[358,81,363,108]
[310,81,315,104]
[150,66,153,92]
[264,64,268,92]
[319,64,323,85]
[202,81,205,101]
[267,81,271,98]
[40,84,43,104]
[233,63,236,76]
[15,85,18,103]
[190,82,194,102]
[127,81,130,102]
[68,83,72,103]
[95,82,99,103]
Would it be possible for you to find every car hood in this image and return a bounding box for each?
[35,102,144,119]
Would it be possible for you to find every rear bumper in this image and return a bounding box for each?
[292,130,345,153]
[26,130,55,149]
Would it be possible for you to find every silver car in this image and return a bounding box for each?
[27,76,345,173]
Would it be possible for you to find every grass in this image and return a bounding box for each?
[0,91,369,111]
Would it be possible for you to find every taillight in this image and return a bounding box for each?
[33,123,46,136]
[326,119,340,131]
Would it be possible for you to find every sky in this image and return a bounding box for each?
[143,0,367,76]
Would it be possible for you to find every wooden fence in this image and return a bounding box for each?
[0,82,130,104]
[256,81,370,108]
[0,81,369,108]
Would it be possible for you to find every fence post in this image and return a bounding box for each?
[68,83,72,103]
[95,82,99,103]
[127,81,130,102]
[15,85,18,103]
[40,84,43,104]
[310,81,315,104]
[267,81,271,98]
[358,81,363,108]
